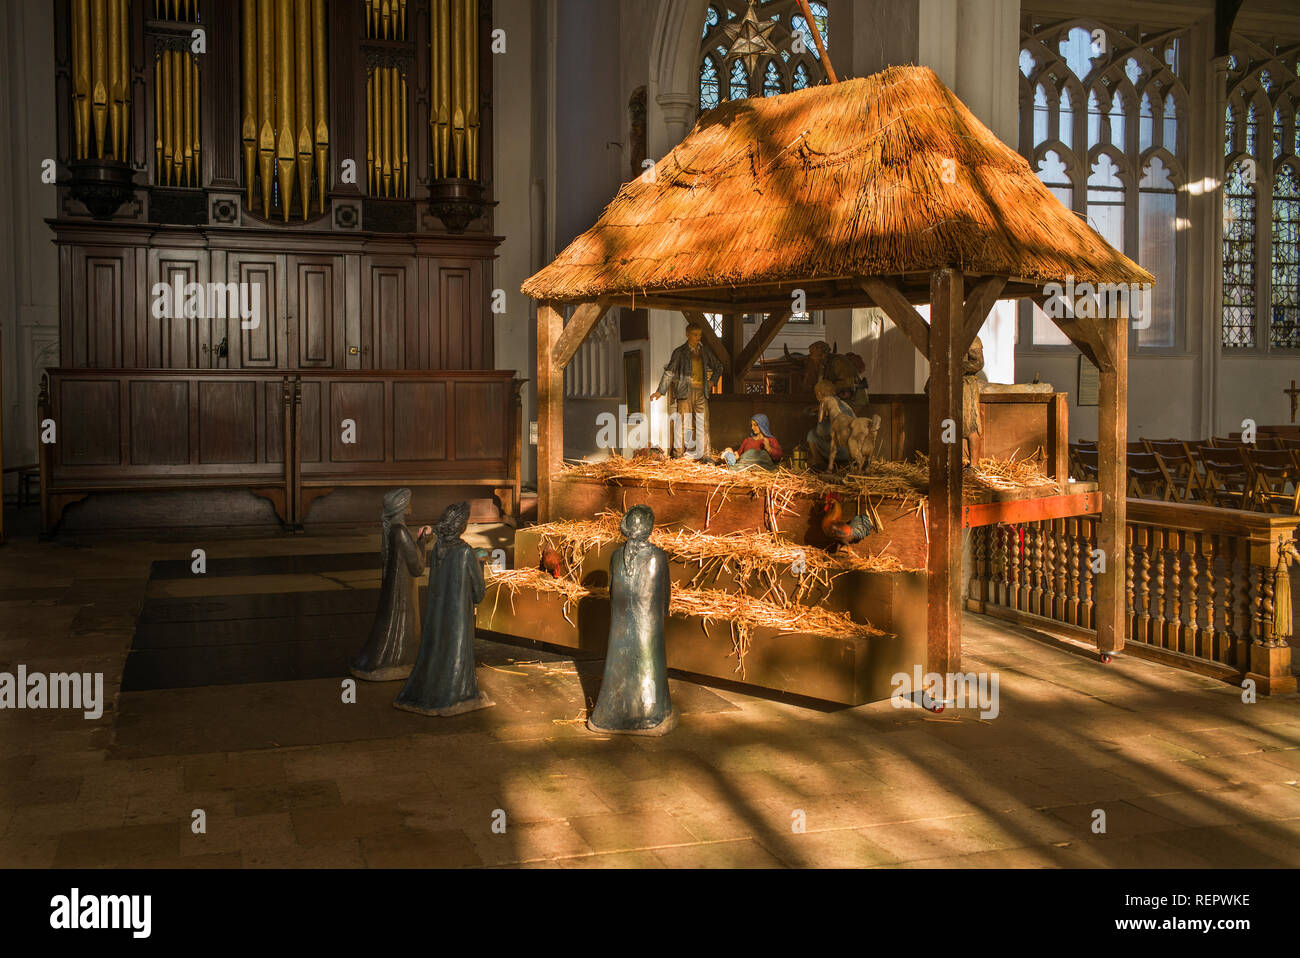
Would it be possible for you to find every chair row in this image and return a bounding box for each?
[1067,437,1300,513]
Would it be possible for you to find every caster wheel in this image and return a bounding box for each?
[1100,653,1112,664]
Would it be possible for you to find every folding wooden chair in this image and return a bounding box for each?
[1196,446,1252,509]
[1143,438,1202,502]
[1244,448,1300,514]
[1127,450,1168,499]
[1070,444,1098,482]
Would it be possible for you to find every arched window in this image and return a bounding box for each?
[1221,43,1300,349]
[698,0,828,112]
[1019,17,1189,349]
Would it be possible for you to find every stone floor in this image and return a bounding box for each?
[2,523,1300,868]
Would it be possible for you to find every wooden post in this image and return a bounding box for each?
[928,269,964,677]
[537,302,565,522]
[1096,319,1128,656]
[724,314,745,393]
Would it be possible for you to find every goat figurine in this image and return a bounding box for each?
[817,391,882,474]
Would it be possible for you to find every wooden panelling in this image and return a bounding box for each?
[265,381,285,464]
[393,381,447,461]
[299,380,323,463]
[71,248,135,368]
[59,380,121,466]
[327,380,385,462]
[198,381,258,464]
[146,249,209,368]
[130,380,190,465]
[228,254,283,368]
[453,380,505,459]
[364,259,417,369]
[291,255,344,368]
[431,259,490,369]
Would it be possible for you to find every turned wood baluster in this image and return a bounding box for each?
[1066,517,1081,626]
[995,526,1009,607]
[1054,518,1069,622]
[1027,523,1041,615]
[1040,519,1050,616]
[1261,560,1276,647]
[1185,532,1200,658]
[1204,534,1218,662]
[968,526,987,611]
[1153,529,1167,649]
[1138,526,1153,646]
[1168,531,1184,653]
[1125,524,1136,641]
[1223,536,1240,664]
[1009,525,1022,611]
[1081,519,1095,630]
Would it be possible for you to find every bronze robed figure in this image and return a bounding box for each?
[588,505,676,736]
[394,501,493,717]
[350,488,430,681]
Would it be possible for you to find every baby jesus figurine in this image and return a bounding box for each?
[719,413,783,472]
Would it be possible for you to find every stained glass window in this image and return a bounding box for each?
[699,56,719,111]
[1220,44,1300,349]
[1223,159,1258,348]
[1272,164,1300,348]
[1020,18,1189,350]
[698,1,829,112]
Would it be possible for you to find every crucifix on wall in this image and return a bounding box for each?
[1286,379,1300,424]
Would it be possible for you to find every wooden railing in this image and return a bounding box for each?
[38,367,524,534]
[970,499,1298,693]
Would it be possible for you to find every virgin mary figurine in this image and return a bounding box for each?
[349,487,429,681]
[393,501,494,716]
[587,505,676,736]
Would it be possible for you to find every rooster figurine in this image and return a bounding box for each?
[819,492,874,552]
[540,547,566,579]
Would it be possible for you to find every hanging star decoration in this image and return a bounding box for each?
[721,1,781,78]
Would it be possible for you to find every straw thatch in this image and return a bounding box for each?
[523,66,1152,303]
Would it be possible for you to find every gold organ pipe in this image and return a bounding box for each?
[434,0,450,178]
[73,0,90,158]
[276,0,295,222]
[295,0,312,218]
[107,0,120,158]
[241,0,257,207]
[312,0,328,213]
[119,0,131,159]
[366,70,374,194]
[172,48,183,183]
[449,0,464,178]
[154,49,163,178]
[160,51,172,182]
[91,0,108,157]
[257,0,275,217]
[382,64,392,196]
[464,0,478,179]
[399,67,408,196]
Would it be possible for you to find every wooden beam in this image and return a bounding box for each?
[723,314,745,394]
[683,310,730,368]
[960,276,1008,353]
[1095,306,1128,657]
[927,269,965,678]
[1029,292,1107,371]
[861,277,930,358]
[551,301,610,370]
[734,308,792,379]
[537,302,565,522]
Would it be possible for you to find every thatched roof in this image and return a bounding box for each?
[523,66,1152,305]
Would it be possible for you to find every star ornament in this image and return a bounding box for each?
[721,1,780,78]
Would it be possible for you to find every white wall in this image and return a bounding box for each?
[0,0,60,495]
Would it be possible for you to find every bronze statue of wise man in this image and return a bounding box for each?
[350,487,430,681]
[394,501,493,716]
[588,505,676,736]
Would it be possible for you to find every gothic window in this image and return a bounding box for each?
[1222,43,1300,349]
[698,1,828,112]
[1019,18,1189,350]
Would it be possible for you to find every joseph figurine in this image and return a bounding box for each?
[394,501,493,716]
[650,318,720,459]
[349,487,430,681]
[587,505,676,736]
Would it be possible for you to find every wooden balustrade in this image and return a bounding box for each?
[971,499,1298,693]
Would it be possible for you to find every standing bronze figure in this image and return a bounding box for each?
[350,488,430,681]
[394,501,493,716]
[588,505,676,736]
